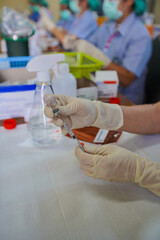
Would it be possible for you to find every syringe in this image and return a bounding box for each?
[46,93,85,152]
[52,108,85,152]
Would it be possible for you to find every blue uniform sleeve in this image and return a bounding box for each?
[56,16,75,31]
[56,19,63,27]
[69,11,98,40]
[89,28,100,46]
[122,34,152,77]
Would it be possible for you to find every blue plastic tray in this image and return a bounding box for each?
[0,56,32,69]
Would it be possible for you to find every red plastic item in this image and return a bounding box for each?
[80,142,85,147]
[3,119,16,129]
[109,97,120,105]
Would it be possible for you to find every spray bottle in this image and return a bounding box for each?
[26,53,65,146]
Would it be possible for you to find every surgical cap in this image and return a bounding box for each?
[29,0,48,7]
[60,0,70,6]
[134,0,147,16]
[88,0,100,11]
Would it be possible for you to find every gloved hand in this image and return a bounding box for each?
[62,34,77,50]
[74,39,111,68]
[40,7,55,32]
[75,144,160,197]
[44,94,123,132]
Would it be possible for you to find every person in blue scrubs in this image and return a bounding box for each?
[89,0,152,104]
[56,0,75,31]
[40,0,100,43]
[29,0,52,22]
[67,0,100,39]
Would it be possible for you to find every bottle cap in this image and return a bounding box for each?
[3,119,16,129]
[80,142,85,147]
[58,63,69,75]
[109,97,120,105]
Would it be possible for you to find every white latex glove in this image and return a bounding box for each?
[74,39,111,68]
[62,34,77,50]
[44,94,123,132]
[40,7,55,32]
[75,144,160,197]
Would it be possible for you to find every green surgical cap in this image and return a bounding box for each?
[59,0,69,6]
[29,0,48,7]
[88,0,100,11]
[134,0,147,15]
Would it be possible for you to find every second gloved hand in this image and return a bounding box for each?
[44,94,123,132]
[40,7,55,32]
[75,144,160,197]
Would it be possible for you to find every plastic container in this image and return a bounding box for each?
[0,56,32,70]
[143,12,154,37]
[109,97,120,105]
[49,52,104,79]
[97,16,107,26]
[2,30,34,57]
[3,119,16,129]
[52,63,77,97]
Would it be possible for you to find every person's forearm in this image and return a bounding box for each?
[52,27,67,43]
[106,62,136,87]
[119,102,160,134]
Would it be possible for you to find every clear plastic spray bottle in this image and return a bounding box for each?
[26,54,65,146]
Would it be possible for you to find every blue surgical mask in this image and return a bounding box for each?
[102,0,123,21]
[69,0,80,14]
[60,10,71,20]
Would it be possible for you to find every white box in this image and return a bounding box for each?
[0,68,36,122]
[0,85,35,121]
[95,71,119,98]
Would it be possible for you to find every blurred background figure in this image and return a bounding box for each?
[40,0,100,45]
[67,0,100,39]
[56,0,75,31]
[29,0,52,22]
[77,0,152,104]
[90,0,152,104]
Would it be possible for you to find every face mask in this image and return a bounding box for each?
[29,5,39,13]
[102,0,123,21]
[60,10,71,20]
[69,0,80,14]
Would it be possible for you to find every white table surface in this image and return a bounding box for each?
[0,124,160,240]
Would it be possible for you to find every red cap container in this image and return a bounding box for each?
[80,142,85,147]
[3,119,16,130]
[109,97,120,105]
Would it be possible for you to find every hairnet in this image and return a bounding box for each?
[88,0,100,11]
[29,0,48,7]
[134,0,147,16]
[59,0,70,6]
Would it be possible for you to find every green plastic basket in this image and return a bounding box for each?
[50,52,104,79]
